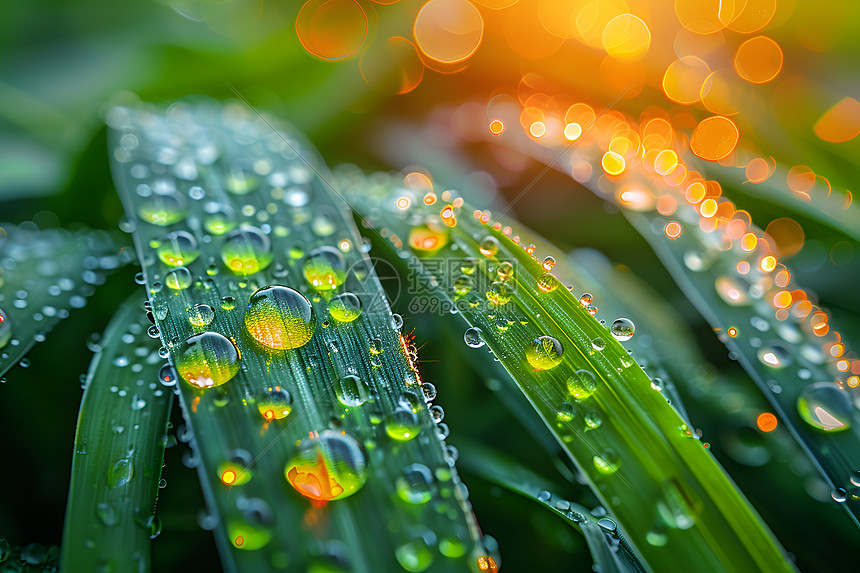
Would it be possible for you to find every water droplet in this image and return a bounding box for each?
[756,341,792,369]
[0,308,12,349]
[452,274,473,296]
[657,480,696,529]
[610,318,635,341]
[832,488,847,503]
[257,386,292,420]
[496,261,514,280]
[221,226,272,275]
[285,430,367,501]
[464,327,484,348]
[165,267,192,290]
[646,530,668,546]
[715,275,750,306]
[409,225,449,254]
[107,458,133,488]
[797,382,853,432]
[536,272,559,293]
[175,332,240,388]
[557,402,575,422]
[225,160,260,195]
[593,450,620,474]
[245,285,315,350]
[485,281,512,306]
[131,395,147,410]
[591,337,605,351]
[336,374,370,407]
[157,231,199,267]
[567,369,597,399]
[579,293,593,306]
[386,407,422,441]
[203,202,237,235]
[328,293,362,323]
[526,336,564,370]
[391,314,404,330]
[851,471,860,487]
[158,364,177,387]
[96,502,118,526]
[303,246,346,291]
[459,258,477,275]
[188,304,215,327]
[138,191,187,226]
[395,533,434,572]
[396,464,434,504]
[584,411,603,429]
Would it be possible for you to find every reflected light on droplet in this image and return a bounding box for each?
[734,36,783,84]
[414,0,484,64]
[690,116,739,161]
[296,0,369,61]
[602,14,650,62]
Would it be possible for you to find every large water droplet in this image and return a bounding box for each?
[336,374,370,407]
[464,327,484,348]
[610,318,635,341]
[175,332,241,388]
[203,203,237,235]
[395,533,435,572]
[396,464,434,505]
[567,369,597,399]
[257,386,292,420]
[285,430,368,501]
[526,336,564,370]
[303,246,346,292]
[328,293,362,323]
[221,226,272,275]
[188,304,215,327]
[797,382,853,432]
[245,285,315,350]
[157,231,199,267]
[386,407,422,441]
[107,458,133,488]
[536,272,559,293]
[165,267,192,290]
[138,191,187,226]
[485,281,512,306]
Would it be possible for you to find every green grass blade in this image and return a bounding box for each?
[107,98,489,573]
[0,224,124,378]
[338,168,795,573]
[456,438,644,573]
[60,296,171,572]
[623,209,860,526]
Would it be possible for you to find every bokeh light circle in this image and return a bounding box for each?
[602,14,651,62]
[296,0,369,61]
[734,36,783,84]
[414,0,484,64]
[690,115,739,161]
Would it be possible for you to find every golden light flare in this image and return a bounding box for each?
[601,151,626,175]
[577,0,629,48]
[602,14,651,62]
[413,0,484,64]
[734,36,784,84]
[690,116,739,161]
[296,0,368,61]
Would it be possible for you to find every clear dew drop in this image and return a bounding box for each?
[797,382,853,432]
[203,203,237,235]
[452,274,473,295]
[244,285,315,350]
[485,281,512,306]
[496,261,514,280]
[336,374,370,407]
[165,267,192,290]
[850,471,860,487]
[395,533,435,573]
[584,411,603,430]
[756,341,792,369]
[158,364,177,387]
[464,327,484,348]
[396,464,434,505]
[479,237,499,257]
[610,318,635,341]
[591,337,606,351]
[536,272,559,293]
[593,450,620,474]
[138,191,187,226]
[188,304,215,327]
[391,314,404,330]
[832,488,847,503]
[107,458,133,488]
[579,293,594,306]
[174,332,240,389]
[386,407,422,441]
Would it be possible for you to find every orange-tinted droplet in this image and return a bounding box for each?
[296,0,368,61]
[734,36,783,84]
[690,116,739,161]
[756,412,778,432]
